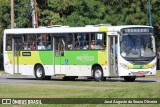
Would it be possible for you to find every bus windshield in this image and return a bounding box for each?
[120,34,156,58]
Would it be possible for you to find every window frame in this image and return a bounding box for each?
[66,32,106,51]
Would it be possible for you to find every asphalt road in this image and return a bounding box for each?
[0,75,160,85]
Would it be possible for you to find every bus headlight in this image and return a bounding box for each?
[120,63,129,70]
[151,63,156,69]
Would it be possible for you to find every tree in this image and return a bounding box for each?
[37,0,75,26]
[0,0,160,46]
[14,0,32,28]
[0,0,10,29]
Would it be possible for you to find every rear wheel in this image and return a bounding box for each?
[93,67,105,81]
[124,76,136,82]
[35,65,45,80]
[35,65,51,80]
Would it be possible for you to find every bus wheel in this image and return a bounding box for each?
[35,65,45,80]
[93,67,104,81]
[124,76,136,82]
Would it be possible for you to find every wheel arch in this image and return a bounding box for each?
[91,63,103,76]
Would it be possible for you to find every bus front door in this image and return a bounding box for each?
[108,35,118,76]
[53,36,65,75]
[12,37,22,74]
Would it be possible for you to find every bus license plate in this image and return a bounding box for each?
[138,71,144,74]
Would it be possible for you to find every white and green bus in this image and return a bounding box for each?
[3,25,156,81]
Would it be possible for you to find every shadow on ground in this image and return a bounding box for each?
[5,77,157,83]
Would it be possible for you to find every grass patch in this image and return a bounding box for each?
[0,80,160,107]
[0,82,159,98]
[0,81,160,107]
[0,70,160,107]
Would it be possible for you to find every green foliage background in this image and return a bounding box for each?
[0,0,160,46]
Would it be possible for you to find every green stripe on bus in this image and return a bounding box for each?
[133,65,144,69]
[126,64,155,69]
[39,51,53,64]
[39,50,98,65]
[63,51,98,65]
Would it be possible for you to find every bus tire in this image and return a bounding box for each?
[124,76,136,82]
[93,66,104,81]
[35,65,45,80]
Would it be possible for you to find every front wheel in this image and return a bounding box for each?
[124,76,136,82]
[93,67,105,81]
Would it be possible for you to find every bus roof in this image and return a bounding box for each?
[4,25,152,34]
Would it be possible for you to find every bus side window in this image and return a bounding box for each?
[73,33,90,50]
[67,34,73,50]
[22,34,37,50]
[45,34,52,50]
[82,33,89,50]
[36,34,51,50]
[6,35,12,51]
[29,34,36,50]
[103,33,106,49]
[90,33,106,50]
[7,44,11,51]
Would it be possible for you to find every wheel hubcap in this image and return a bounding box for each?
[95,70,102,79]
[36,67,42,78]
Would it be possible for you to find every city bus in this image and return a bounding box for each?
[3,25,156,81]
